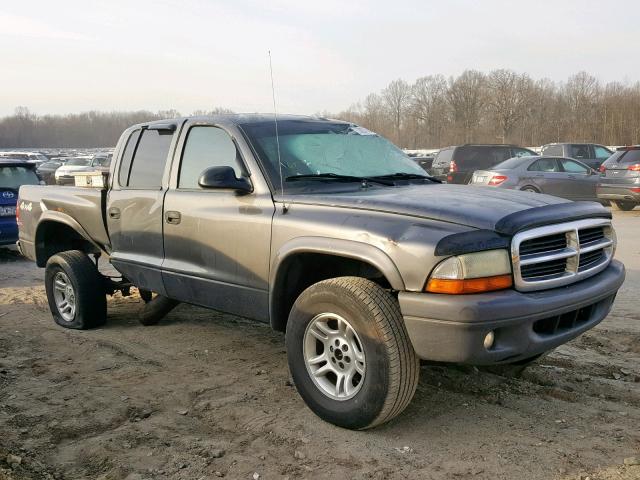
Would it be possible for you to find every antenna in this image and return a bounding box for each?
[268,50,286,211]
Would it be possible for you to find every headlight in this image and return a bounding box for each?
[426,249,513,294]
[608,225,617,257]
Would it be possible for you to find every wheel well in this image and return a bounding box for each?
[270,253,392,332]
[35,221,99,267]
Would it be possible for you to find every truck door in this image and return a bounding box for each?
[106,124,178,295]
[161,121,275,321]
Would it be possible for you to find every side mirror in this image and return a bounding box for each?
[198,166,252,193]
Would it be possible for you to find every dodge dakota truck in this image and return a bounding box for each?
[17,115,625,429]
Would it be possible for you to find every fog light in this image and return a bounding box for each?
[483,331,495,350]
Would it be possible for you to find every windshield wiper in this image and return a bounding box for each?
[285,173,394,186]
[370,172,440,183]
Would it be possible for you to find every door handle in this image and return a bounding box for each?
[165,211,181,225]
[108,207,120,219]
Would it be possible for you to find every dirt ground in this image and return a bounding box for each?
[0,210,639,480]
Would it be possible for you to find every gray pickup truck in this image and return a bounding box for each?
[17,115,625,429]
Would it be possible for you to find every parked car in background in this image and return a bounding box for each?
[0,160,40,246]
[431,144,537,184]
[540,143,612,170]
[597,146,640,211]
[89,152,112,174]
[54,153,113,185]
[37,158,68,184]
[54,156,93,185]
[470,156,601,202]
[0,151,49,166]
[411,155,435,174]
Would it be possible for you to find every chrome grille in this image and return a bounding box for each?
[512,219,614,291]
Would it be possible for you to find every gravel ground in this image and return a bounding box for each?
[0,209,639,480]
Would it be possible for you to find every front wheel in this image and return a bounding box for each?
[285,277,419,430]
[613,200,636,211]
[45,250,107,329]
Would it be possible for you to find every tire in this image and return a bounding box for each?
[138,295,179,326]
[139,288,153,303]
[521,186,539,193]
[45,250,107,329]
[285,277,419,430]
[613,200,636,211]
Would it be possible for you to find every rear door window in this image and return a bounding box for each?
[569,144,592,160]
[122,129,173,188]
[118,130,141,186]
[528,158,560,172]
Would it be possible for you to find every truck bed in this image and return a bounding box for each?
[18,185,111,261]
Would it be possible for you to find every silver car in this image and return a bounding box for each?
[470,155,601,201]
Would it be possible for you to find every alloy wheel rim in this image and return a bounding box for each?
[303,312,366,401]
[52,271,76,322]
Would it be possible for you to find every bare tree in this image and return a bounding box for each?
[411,75,449,146]
[447,70,487,143]
[486,69,533,143]
[382,79,412,144]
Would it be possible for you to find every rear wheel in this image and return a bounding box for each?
[613,200,636,211]
[285,277,419,430]
[45,250,107,329]
[521,186,539,193]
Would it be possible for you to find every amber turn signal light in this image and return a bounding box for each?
[426,274,513,294]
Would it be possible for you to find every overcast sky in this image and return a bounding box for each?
[0,0,637,117]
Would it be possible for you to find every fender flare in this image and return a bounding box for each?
[35,211,105,266]
[270,236,405,291]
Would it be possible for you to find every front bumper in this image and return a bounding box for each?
[597,185,640,202]
[399,260,625,365]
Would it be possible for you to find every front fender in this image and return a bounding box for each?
[270,236,405,290]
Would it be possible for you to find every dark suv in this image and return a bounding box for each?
[431,144,537,184]
[540,143,612,170]
[597,146,640,210]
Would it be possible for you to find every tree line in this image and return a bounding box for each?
[0,107,232,148]
[332,70,640,149]
[1,70,640,149]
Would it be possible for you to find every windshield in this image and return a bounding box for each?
[241,120,426,192]
[66,158,91,166]
[0,166,39,189]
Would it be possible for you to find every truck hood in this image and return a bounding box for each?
[282,184,609,234]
